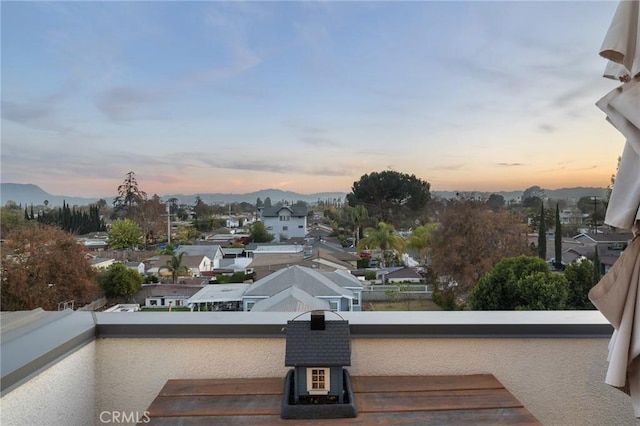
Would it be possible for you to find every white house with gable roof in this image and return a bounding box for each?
[259,205,308,242]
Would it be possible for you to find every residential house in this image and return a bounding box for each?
[221,247,246,258]
[136,283,204,307]
[248,252,305,280]
[379,266,423,284]
[572,232,633,273]
[147,255,212,279]
[242,265,356,312]
[77,232,109,251]
[144,295,190,308]
[176,245,223,269]
[260,205,308,242]
[124,261,145,275]
[559,209,590,225]
[250,287,331,312]
[572,232,633,248]
[217,246,252,272]
[247,242,360,280]
[319,270,363,312]
[204,233,250,246]
[300,248,360,271]
[186,284,251,311]
[89,257,115,270]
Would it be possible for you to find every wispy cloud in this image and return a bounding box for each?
[537,124,556,133]
[432,164,465,171]
[184,3,264,85]
[285,121,341,147]
[1,81,78,132]
[93,86,165,121]
[496,162,525,167]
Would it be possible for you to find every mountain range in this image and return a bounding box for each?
[1,183,609,208]
[0,183,348,207]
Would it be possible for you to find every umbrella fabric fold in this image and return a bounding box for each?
[592,1,640,418]
[596,79,640,233]
[600,0,640,80]
[589,237,640,417]
[598,0,640,234]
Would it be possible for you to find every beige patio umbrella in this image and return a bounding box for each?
[588,0,640,418]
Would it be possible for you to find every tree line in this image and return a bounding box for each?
[26,201,106,235]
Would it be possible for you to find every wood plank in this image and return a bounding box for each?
[147,394,282,417]
[145,375,540,424]
[148,408,540,425]
[356,388,524,413]
[351,374,503,393]
[158,377,283,397]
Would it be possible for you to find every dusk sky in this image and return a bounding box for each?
[1,1,626,198]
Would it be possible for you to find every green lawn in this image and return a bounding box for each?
[364,299,442,311]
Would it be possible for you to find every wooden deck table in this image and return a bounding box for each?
[146,374,540,425]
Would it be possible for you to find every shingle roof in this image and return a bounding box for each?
[261,205,308,217]
[244,265,353,298]
[385,267,423,280]
[187,284,251,304]
[250,287,331,312]
[155,255,208,269]
[176,245,221,259]
[285,319,351,366]
[320,270,363,289]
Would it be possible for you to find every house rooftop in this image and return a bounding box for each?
[251,286,331,312]
[261,205,308,217]
[244,265,353,299]
[186,284,251,305]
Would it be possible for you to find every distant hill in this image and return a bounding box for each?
[1,182,608,208]
[0,183,103,207]
[0,183,347,207]
[433,187,609,201]
[163,189,348,205]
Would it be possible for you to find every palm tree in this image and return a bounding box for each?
[358,222,406,267]
[159,253,189,284]
[348,205,369,247]
[408,223,437,266]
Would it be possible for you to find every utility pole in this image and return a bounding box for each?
[592,196,598,235]
[164,204,175,245]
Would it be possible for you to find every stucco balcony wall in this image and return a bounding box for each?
[1,311,637,425]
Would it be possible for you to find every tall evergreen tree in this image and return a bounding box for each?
[593,248,602,284]
[537,202,546,260]
[554,204,562,270]
[113,171,147,220]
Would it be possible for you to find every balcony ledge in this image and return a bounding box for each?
[1,310,613,396]
[94,310,613,338]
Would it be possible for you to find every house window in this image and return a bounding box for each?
[298,225,304,229]
[307,368,329,394]
[329,301,339,311]
[283,226,288,231]
[246,301,255,311]
[279,215,290,221]
[353,292,360,306]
